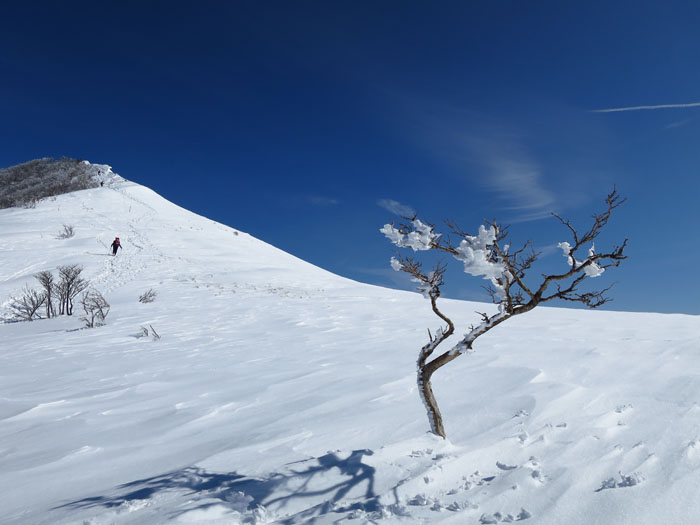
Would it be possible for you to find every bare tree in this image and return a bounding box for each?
[6,267,105,324]
[137,325,161,340]
[381,189,628,438]
[138,288,157,303]
[8,286,45,321]
[56,264,88,316]
[80,290,110,327]
[35,270,56,318]
[56,224,75,239]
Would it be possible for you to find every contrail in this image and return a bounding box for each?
[592,102,700,113]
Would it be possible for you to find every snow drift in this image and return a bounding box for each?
[1,164,700,524]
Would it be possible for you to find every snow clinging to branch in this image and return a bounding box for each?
[383,221,514,301]
[558,241,605,277]
[453,225,511,299]
[380,220,438,251]
[454,225,504,280]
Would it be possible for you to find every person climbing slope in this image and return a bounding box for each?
[110,237,122,256]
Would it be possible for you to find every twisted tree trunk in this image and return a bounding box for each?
[418,367,446,438]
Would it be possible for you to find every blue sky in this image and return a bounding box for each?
[2,1,699,314]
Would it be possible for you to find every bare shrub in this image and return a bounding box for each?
[139,288,157,303]
[35,270,56,318]
[80,290,110,327]
[8,286,45,321]
[6,267,108,324]
[56,224,75,239]
[56,264,88,316]
[138,325,161,340]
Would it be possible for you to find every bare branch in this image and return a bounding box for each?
[552,212,580,246]
[35,270,56,318]
[80,289,110,327]
[8,286,45,321]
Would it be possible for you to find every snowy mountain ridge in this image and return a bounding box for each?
[1,169,700,524]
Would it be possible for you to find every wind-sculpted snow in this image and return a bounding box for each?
[1,175,700,524]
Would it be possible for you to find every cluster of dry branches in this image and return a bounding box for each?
[80,290,110,328]
[7,265,110,329]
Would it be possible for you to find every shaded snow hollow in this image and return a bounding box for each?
[1,168,700,524]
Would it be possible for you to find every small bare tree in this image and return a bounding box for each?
[138,288,157,303]
[56,224,75,239]
[8,286,45,321]
[137,325,161,340]
[56,264,88,316]
[35,270,56,318]
[80,290,110,327]
[381,189,628,438]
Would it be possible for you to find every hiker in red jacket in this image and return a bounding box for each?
[111,237,122,256]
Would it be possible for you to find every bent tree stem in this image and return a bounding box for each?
[415,290,455,439]
[418,367,446,438]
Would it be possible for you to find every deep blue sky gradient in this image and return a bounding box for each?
[2,1,699,313]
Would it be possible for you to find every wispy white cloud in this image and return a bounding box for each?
[485,158,554,215]
[592,102,700,113]
[387,98,559,222]
[461,135,557,222]
[377,199,415,217]
[665,118,692,129]
[307,195,339,207]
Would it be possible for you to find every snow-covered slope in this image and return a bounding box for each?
[1,167,700,524]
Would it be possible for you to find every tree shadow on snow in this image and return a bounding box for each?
[56,449,379,523]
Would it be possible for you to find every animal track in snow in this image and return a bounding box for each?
[595,471,645,492]
[514,431,529,444]
[523,456,546,484]
[446,500,479,512]
[408,448,433,457]
[407,493,436,506]
[458,470,498,490]
[480,508,532,522]
[685,438,700,461]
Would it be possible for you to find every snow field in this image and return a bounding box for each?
[1,170,700,524]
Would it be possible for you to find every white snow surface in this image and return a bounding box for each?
[2,173,700,524]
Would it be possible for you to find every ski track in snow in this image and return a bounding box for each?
[2,172,700,524]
